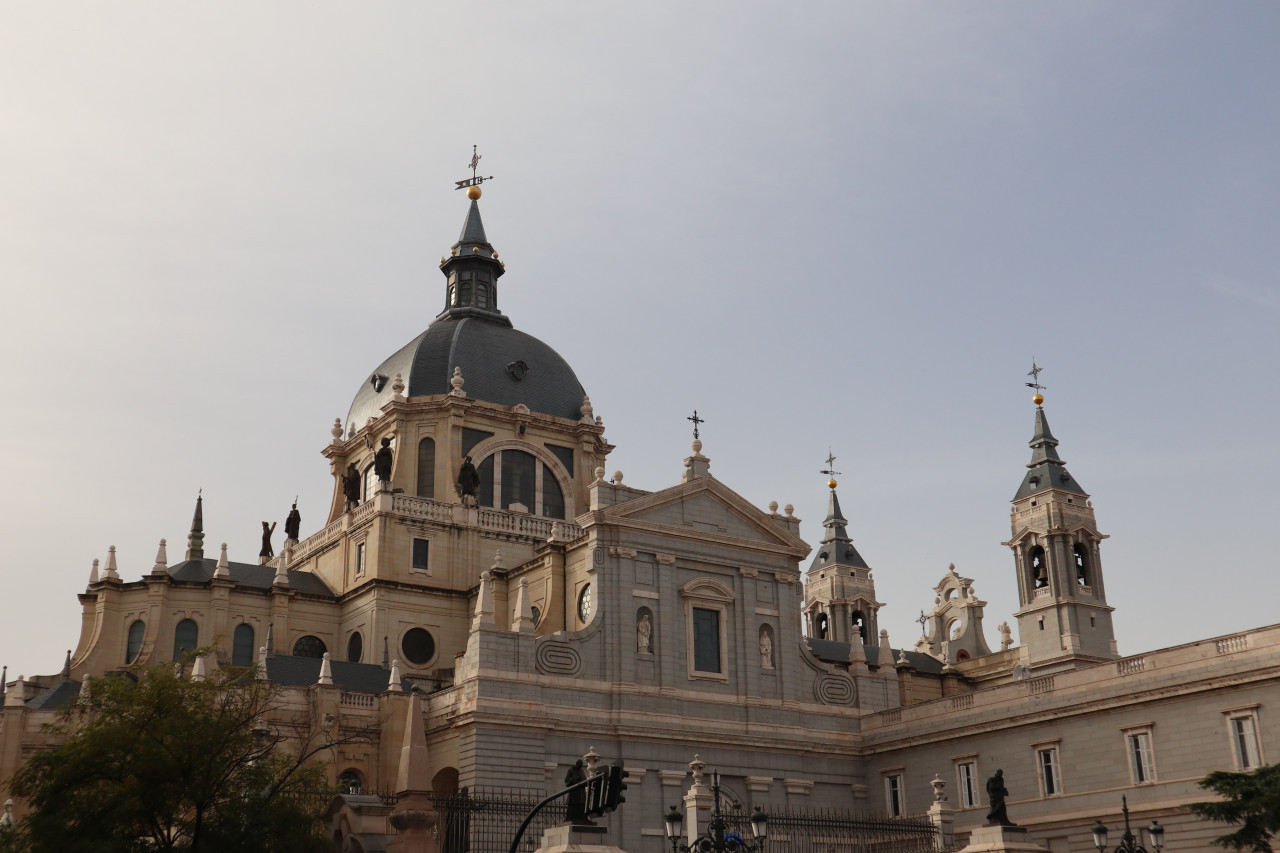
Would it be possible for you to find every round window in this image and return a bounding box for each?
[577,584,593,623]
[347,631,363,663]
[401,628,435,666]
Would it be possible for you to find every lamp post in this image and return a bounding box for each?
[1091,796,1165,853]
[664,771,767,853]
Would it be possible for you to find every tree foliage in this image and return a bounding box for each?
[1189,764,1280,852]
[5,659,337,853]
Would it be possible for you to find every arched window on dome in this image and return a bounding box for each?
[501,450,537,512]
[416,437,435,499]
[458,272,473,306]
[232,623,255,667]
[172,619,198,661]
[542,472,565,520]
[126,619,145,664]
[476,282,489,309]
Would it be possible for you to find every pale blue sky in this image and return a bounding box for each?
[2,3,1278,679]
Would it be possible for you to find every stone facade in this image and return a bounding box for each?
[2,194,1276,853]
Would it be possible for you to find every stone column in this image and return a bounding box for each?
[682,755,713,845]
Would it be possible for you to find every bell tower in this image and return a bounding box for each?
[1005,384,1117,673]
[803,471,883,648]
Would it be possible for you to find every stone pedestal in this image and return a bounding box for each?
[957,825,1047,853]
[534,823,628,853]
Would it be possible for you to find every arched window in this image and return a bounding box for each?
[172,619,198,661]
[956,649,971,662]
[347,631,363,663]
[542,471,565,520]
[448,283,458,306]
[126,620,145,664]
[292,635,327,658]
[458,273,473,306]
[501,450,537,511]
[1074,543,1089,586]
[476,282,489,309]
[815,612,830,640]
[362,462,377,503]
[338,769,364,794]
[416,437,436,499]
[852,610,867,642]
[476,455,495,507]
[1028,546,1048,589]
[232,624,255,667]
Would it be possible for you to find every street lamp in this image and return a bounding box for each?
[663,771,768,853]
[1092,796,1164,853]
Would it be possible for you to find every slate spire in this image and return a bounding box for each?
[435,190,510,326]
[809,484,869,571]
[1014,399,1087,500]
[185,494,205,561]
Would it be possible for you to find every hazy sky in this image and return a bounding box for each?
[3,3,1278,681]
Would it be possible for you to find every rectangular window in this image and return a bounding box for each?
[885,774,905,818]
[1127,732,1154,784]
[692,607,721,673]
[411,538,429,571]
[1231,715,1262,770]
[547,443,575,477]
[356,542,366,576]
[1037,747,1061,796]
[956,762,978,808]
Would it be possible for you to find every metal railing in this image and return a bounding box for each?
[723,806,951,853]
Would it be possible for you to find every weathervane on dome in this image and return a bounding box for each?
[455,145,494,198]
[821,449,841,489]
[1025,360,1047,405]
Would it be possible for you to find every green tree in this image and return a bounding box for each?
[1189,764,1280,852]
[4,658,343,853]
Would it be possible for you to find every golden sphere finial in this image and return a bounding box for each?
[828,478,837,490]
[1032,393,1044,406]
[466,185,482,200]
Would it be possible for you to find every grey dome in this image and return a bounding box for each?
[346,316,587,430]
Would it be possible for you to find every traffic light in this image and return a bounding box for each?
[585,762,629,817]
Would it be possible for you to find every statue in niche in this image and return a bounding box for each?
[373,437,394,487]
[998,621,1013,651]
[985,769,1016,827]
[636,612,652,653]
[759,628,774,669]
[284,502,301,542]
[342,463,361,511]
[564,760,592,825]
[259,521,276,560]
[457,455,479,504]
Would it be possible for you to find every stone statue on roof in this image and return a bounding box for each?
[342,463,361,511]
[284,503,301,542]
[457,456,479,501]
[259,521,276,560]
[374,437,394,488]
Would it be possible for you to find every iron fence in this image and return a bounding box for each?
[428,786,564,853]
[722,806,953,853]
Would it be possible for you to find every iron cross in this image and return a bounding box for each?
[917,610,928,633]
[687,410,705,440]
[455,145,495,190]
[1026,360,1047,392]
[820,449,841,479]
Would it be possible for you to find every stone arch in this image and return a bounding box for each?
[678,577,735,602]
[467,437,576,517]
[432,767,460,795]
[1027,545,1048,589]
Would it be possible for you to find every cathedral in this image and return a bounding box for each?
[2,183,1277,853]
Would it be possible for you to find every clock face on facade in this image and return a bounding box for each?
[577,584,593,623]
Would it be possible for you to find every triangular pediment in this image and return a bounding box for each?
[603,477,809,555]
